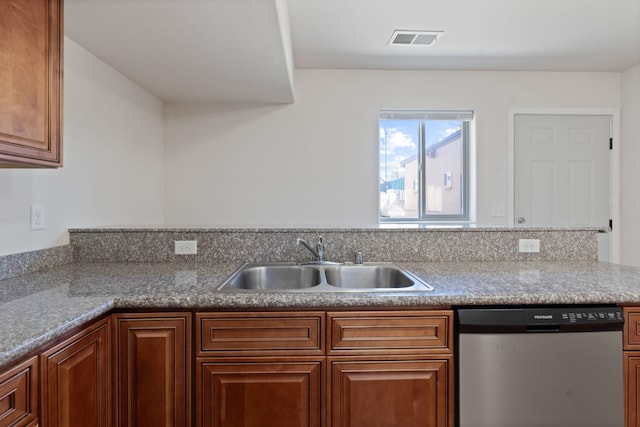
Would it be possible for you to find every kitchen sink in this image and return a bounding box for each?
[222,265,321,290]
[324,265,415,289]
[218,262,433,292]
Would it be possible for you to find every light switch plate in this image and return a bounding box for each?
[30,205,45,230]
[491,202,505,217]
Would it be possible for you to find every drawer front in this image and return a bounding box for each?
[0,356,39,427]
[197,312,325,356]
[625,308,640,349]
[328,310,453,355]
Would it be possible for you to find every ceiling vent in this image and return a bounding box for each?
[388,30,443,46]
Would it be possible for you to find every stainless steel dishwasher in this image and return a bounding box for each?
[457,306,624,427]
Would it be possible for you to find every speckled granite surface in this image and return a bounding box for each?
[2,259,640,370]
[68,227,600,263]
[0,245,72,281]
[0,226,613,369]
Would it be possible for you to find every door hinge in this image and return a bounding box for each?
[610,138,613,150]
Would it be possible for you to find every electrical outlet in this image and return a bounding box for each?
[30,205,45,230]
[175,240,197,255]
[518,239,540,253]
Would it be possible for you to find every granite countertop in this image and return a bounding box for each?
[2,260,640,369]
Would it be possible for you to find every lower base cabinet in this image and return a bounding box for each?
[195,310,453,427]
[626,353,640,426]
[327,311,453,427]
[40,317,110,427]
[330,358,451,427]
[0,356,38,427]
[625,307,640,427]
[196,360,324,427]
[112,312,192,427]
[1,308,454,427]
[195,311,326,427]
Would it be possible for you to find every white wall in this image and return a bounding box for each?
[164,69,621,227]
[621,64,640,267]
[0,38,165,256]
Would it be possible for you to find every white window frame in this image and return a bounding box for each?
[379,110,473,223]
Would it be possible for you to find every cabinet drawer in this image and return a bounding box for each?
[196,312,325,356]
[0,356,38,427]
[625,308,640,349]
[328,310,453,355]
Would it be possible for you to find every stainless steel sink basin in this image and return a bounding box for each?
[324,265,415,289]
[218,263,433,292]
[222,265,321,290]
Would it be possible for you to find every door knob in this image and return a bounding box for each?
[517,217,526,224]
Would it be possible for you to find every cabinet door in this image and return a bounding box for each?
[196,359,323,427]
[0,0,63,167]
[330,358,452,427]
[626,353,640,427]
[113,313,191,427]
[0,356,39,427]
[40,317,110,427]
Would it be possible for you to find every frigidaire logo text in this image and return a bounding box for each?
[533,315,553,320]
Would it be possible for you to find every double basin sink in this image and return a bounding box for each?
[217,262,434,292]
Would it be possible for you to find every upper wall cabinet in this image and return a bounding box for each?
[0,0,63,168]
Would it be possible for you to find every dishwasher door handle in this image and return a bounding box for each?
[526,324,560,332]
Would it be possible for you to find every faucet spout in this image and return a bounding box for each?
[297,236,341,265]
[316,236,325,262]
[297,238,320,260]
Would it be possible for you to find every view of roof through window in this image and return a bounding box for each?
[379,112,469,221]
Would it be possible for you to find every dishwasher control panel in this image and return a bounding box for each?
[457,306,624,333]
[560,308,623,323]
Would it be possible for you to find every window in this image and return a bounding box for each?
[379,110,472,221]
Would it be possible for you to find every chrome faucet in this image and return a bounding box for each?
[296,236,342,264]
[316,236,325,262]
[296,236,324,262]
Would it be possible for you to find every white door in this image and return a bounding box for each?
[514,114,611,260]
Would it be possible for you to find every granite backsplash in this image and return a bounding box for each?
[0,227,602,282]
[0,245,73,282]
[68,227,600,263]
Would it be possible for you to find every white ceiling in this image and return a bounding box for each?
[65,0,640,104]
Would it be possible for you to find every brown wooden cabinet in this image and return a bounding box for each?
[2,308,453,427]
[195,310,453,427]
[330,358,450,427]
[626,352,640,427]
[327,311,454,427]
[40,317,110,427]
[112,312,192,427]
[327,310,452,356]
[195,312,325,427]
[196,311,325,357]
[625,307,640,426]
[0,356,39,427]
[0,0,63,167]
[197,360,323,427]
